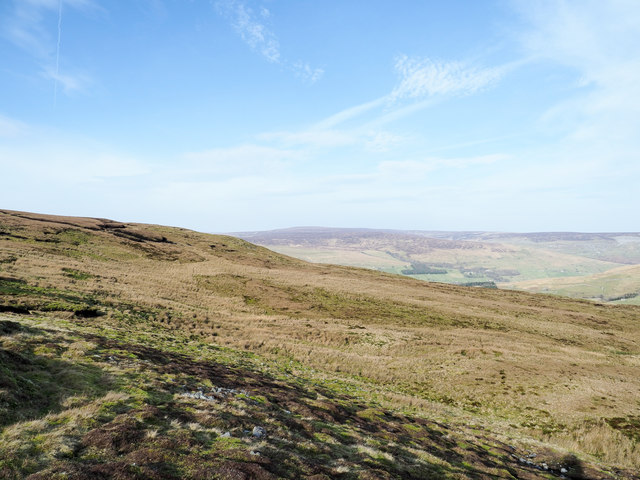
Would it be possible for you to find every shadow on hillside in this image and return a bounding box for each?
[561,454,586,479]
[0,319,113,428]
[75,331,551,479]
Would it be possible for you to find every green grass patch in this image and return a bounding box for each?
[61,268,94,280]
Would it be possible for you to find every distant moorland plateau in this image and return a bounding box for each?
[235,227,640,305]
[1,210,639,479]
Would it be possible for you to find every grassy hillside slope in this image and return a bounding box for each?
[237,228,626,287]
[508,264,640,305]
[1,210,640,478]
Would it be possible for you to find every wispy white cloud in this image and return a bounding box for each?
[0,117,148,186]
[21,0,90,6]
[376,154,508,180]
[182,144,303,177]
[257,130,355,149]
[249,51,512,163]
[40,66,91,94]
[390,54,506,101]
[216,0,280,63]
[2,0,97,100]
[313,98,387,130]
[514,0,640,169]
[292,61,324,84]
[0,145,150,183]
[0,115,28,137]
[364,131,404,153]
[369,54,511,127]
[3,2,637,232]
[516,0,640,74]
[0,139,155,222]
[258,127,404,153]
[215,0,324,83]
[3,0,96,57]
[312,54,510,132]
[362,97,439,129]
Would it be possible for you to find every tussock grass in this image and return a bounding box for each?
[553,419,639,467]
[4,314,607,479]
[1,209,640,474]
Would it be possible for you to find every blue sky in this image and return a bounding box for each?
[1,0,638,232]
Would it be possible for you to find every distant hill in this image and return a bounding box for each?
[235,227,639,300]
[417,231,640,265]
[1,210,640,477]
[507,264,640,305]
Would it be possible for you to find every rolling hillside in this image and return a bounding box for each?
[1,210,640,479]
[236,227,638,300]
[508,264,640,305]
[413,232,640,265]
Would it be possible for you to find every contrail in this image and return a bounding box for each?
[53,0,62,108]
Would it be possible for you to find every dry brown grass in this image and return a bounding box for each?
[552,419,639,467]
[2,209,640,470]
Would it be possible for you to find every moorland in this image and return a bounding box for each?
[236,227,640,305]
[1,209,639,479]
